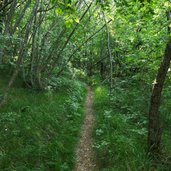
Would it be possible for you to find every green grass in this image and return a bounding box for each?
[92,79,171,171]
[0,77,86,171]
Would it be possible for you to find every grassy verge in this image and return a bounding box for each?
[93,79,152,171]
[93,78,171,171]
[0,77,86,171]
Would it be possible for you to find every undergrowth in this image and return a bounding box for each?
[93,78,171,171]
[0,76,86,171]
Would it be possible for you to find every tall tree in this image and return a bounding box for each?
[148,2,171,154]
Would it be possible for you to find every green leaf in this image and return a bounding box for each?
[55,8,63,15]
[74,17,79,23]
[65,19,73,28]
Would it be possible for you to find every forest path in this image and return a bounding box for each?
[74,86,96,171]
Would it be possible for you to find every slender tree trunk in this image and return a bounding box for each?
[0,0,3,34]
[0,48,23,106]
[103,12,113,94]
[45,2,93,76]
[55,20,112,77]
[0,0,40,105]
[148,6,171,154]
[148,40,171,154]
[12,0,31,34]
[0,0,3,64]
[99,32,104,79]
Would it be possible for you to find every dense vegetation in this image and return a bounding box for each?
[0,75,86,170]
[93,80,171,170]
[1,0,171,170]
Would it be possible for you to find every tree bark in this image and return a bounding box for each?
[103,12,113,95]
[0,0,3,34]
[0,0,3,64]
[148,38,171,154]
[148,6,171,154]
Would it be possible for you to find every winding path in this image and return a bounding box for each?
[74,86,96,171]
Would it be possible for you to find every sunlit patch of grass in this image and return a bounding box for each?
[95,86,107,97]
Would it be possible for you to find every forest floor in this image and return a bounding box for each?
[74,86,97,171]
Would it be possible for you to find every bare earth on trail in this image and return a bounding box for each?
[74,86,96,171]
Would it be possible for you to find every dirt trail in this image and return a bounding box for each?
[74,86,96,171]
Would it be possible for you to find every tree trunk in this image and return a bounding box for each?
[148,38,171,154]
[0,1,2,34]
[0,0,4,64]
[103,12,113,95]
[148,6,171,154]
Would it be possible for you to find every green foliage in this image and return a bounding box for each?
[1,0,171,170]
[0,77,86,171]
[92,76,171,170]
[92,80,166,170]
